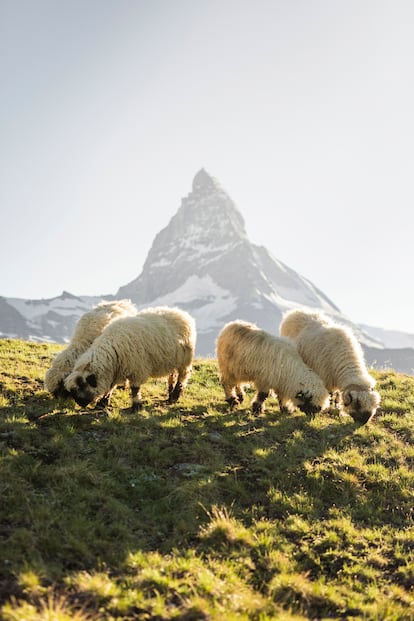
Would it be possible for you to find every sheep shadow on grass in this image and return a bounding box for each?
[0,378,400,614]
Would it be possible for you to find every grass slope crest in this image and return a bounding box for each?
[0,338,413,620]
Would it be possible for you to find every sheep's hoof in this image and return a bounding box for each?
[226,396,239,409]
[131,401,143,413]
[252,401,264,415]
[96,398,110,409]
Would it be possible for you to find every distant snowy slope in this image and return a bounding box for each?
[1,292,111,343]
[360,324,414,350]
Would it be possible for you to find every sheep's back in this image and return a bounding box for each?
[295,325,368,391]
[280,309,332,339]
[96,311,195,380]
[72,300,136,348]
[217,321,301,387]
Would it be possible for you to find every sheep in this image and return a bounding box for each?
[279,309,381,424]
[64,306,196,411]
[44,299,137,400]
[216,320,330,415]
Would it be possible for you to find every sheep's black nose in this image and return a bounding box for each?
[351,411,372,425]
[71,391,91,407]
[53,387,71,399]
[301,403,320,415]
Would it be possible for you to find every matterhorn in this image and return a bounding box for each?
[118,169,354,354]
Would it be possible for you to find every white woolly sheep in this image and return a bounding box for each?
[44,299,137,399]
[280,309,381,424]
[64,306,196,411]
[216,320,330,415]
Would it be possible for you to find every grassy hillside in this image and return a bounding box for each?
[0,338,413,620]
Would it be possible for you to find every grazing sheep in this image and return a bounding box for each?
[280,309,381,424]
[64,306,196,411]
[44,299,137,399]
[216,320,330,415]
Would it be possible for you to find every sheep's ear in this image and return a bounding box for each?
[343,391,353,406]
[86,374,97,388]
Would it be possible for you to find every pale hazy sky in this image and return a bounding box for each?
[1,0,413,333]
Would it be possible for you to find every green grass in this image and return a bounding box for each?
[0,338,413,620]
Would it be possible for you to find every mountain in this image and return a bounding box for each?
[1,169,414,374]
[117,168,381,355]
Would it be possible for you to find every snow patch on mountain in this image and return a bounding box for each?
[7,293,101,321]
[3,293,111,343]
[137,274,237,333]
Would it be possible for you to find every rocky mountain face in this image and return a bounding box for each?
[1,169,414,373]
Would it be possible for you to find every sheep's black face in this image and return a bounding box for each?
[350,410,372,425]
[70,374,98,407]
[295,391,320,415]
[342,390,378,425]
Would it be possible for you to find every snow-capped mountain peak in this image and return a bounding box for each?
[178,167,247,243]
[192,167,220,192]
[117,169,248,305]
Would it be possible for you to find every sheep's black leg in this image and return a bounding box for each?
[130,385,142,411]
[169,381,183,403]
[330,391,340,410]
[167,372,177,401]
[221,376,240,409]
[168,384,174,400]
[252,391,269,414]
[96,393,110,409]
[278,397,291,414]
[236,384,244,403]
[96,388,115,409]
[169,366,192,404]
[226,395,239,409]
